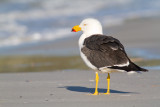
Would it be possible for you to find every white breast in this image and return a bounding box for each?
[78,34,97,70]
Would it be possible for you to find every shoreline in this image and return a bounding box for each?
[0,16,160,56]
[0,55,159,73]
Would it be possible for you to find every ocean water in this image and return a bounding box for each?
[0,0,160,48]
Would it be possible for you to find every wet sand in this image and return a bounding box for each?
[105,17,160,48]
[0,55,159,73]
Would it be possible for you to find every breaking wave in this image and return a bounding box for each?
[0,0,160,47]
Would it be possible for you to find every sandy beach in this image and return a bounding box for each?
[0,0,160,106]
[0,70,160,107]
[0,17,160,107]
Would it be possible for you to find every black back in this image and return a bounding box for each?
[81,34,148,72]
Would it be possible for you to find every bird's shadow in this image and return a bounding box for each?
[59,86,137,94]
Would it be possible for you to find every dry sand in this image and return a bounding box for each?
[0,70,160,107]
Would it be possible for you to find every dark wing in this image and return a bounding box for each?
[81,34,130,68]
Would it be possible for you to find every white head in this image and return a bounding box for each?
[72,18,103,37]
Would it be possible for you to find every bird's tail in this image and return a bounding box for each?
[130,62,148,72]
[108,61,148,72]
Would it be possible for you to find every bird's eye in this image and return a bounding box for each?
[84,24,87,26]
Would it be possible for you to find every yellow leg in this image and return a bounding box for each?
[103,73,110,95]
[92,72,99,95]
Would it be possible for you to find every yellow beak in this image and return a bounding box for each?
[71,25,81,32]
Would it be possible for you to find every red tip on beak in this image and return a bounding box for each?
[71,28,76,32]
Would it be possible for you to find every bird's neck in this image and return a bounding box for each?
[84,31,103,38]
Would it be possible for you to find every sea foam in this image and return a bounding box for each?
[0,0,159,47]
